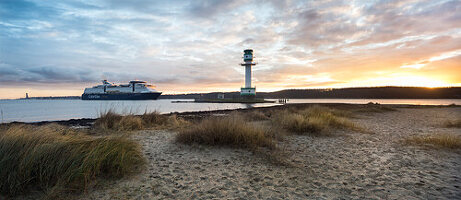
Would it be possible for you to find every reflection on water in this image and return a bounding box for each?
[0,98,459,123]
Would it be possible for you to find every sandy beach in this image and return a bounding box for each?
[76,105,461,199]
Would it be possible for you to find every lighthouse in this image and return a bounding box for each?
[240,49,257,97]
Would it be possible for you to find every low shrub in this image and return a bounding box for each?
[0,124,144,196]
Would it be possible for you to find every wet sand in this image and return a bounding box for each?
[82,106,460,199]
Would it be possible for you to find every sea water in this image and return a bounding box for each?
[0,99,460,123]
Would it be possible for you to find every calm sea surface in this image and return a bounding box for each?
[0,99,460,123]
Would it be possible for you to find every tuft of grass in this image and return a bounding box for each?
[0,124,144,197]
[405,133,461,149]
[299,105,353,118]
[95,111,143,131]
[94,109,188,131]
[273,112,326,134]
[241,110,270,121]
[272,106,361,135]
[141,110,168,126]
[94,109,124,131]
[142,111,188,128]
[354,105,397,113]
[165,114,190,128]
[176,114,276,150]
[442,119,461,128]
[118,115,144,131]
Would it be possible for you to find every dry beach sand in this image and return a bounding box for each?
[78,106,461,199]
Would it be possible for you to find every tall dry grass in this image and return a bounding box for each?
[0,124,144,197]
[142,111,188,128]
[94,109,188,131]
[272,106,361,135]
[242,110,270,121]
[354,105,397,113]
[405,133,461,149]
[442,119,461,128]
[176,114,276,150]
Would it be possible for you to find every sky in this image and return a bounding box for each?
[1,0,460,99]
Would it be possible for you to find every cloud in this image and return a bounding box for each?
[400,49,461,69]
[0,64,97,83]
[0,0,460,98]
[187,0,242,18]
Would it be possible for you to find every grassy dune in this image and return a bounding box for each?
[405,133,461,149]
[0,124,144,197]
[176,114,276,150]
[176,106,364,148]
[442,119,461,128]
[94,109,188,131]
[241,110,270,121]
[353,105,397,113]
[272,106,361,135]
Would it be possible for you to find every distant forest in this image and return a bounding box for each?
[160,87,461,99]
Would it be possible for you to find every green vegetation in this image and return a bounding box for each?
[0,124,144,197]
[272,106,361,135]
[176,114,276,150]
[405,133,461,149]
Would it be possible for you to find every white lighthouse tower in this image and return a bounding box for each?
[240,49,257,97]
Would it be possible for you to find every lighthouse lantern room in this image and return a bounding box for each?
[240,49,256,97]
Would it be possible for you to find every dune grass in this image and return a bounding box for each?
[93,109,125,131]
[176,114,276,150]
[94,109,188,131]
[353,105,397,113]
[0,124,144,197]
[238,110,270,121]
[272,106,361,135]
[405,133,461,149]
[442,119,461,128]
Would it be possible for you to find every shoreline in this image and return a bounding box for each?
[2,103,458,127]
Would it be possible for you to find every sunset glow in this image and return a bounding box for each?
[1,0,460,99]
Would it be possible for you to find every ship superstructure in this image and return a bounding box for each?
[82,80,162,100]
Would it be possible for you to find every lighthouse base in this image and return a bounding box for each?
[240,87,256,97]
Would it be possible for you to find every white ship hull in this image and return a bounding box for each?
[82,80,161,100]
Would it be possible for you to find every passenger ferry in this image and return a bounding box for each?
[82,80,162,100]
